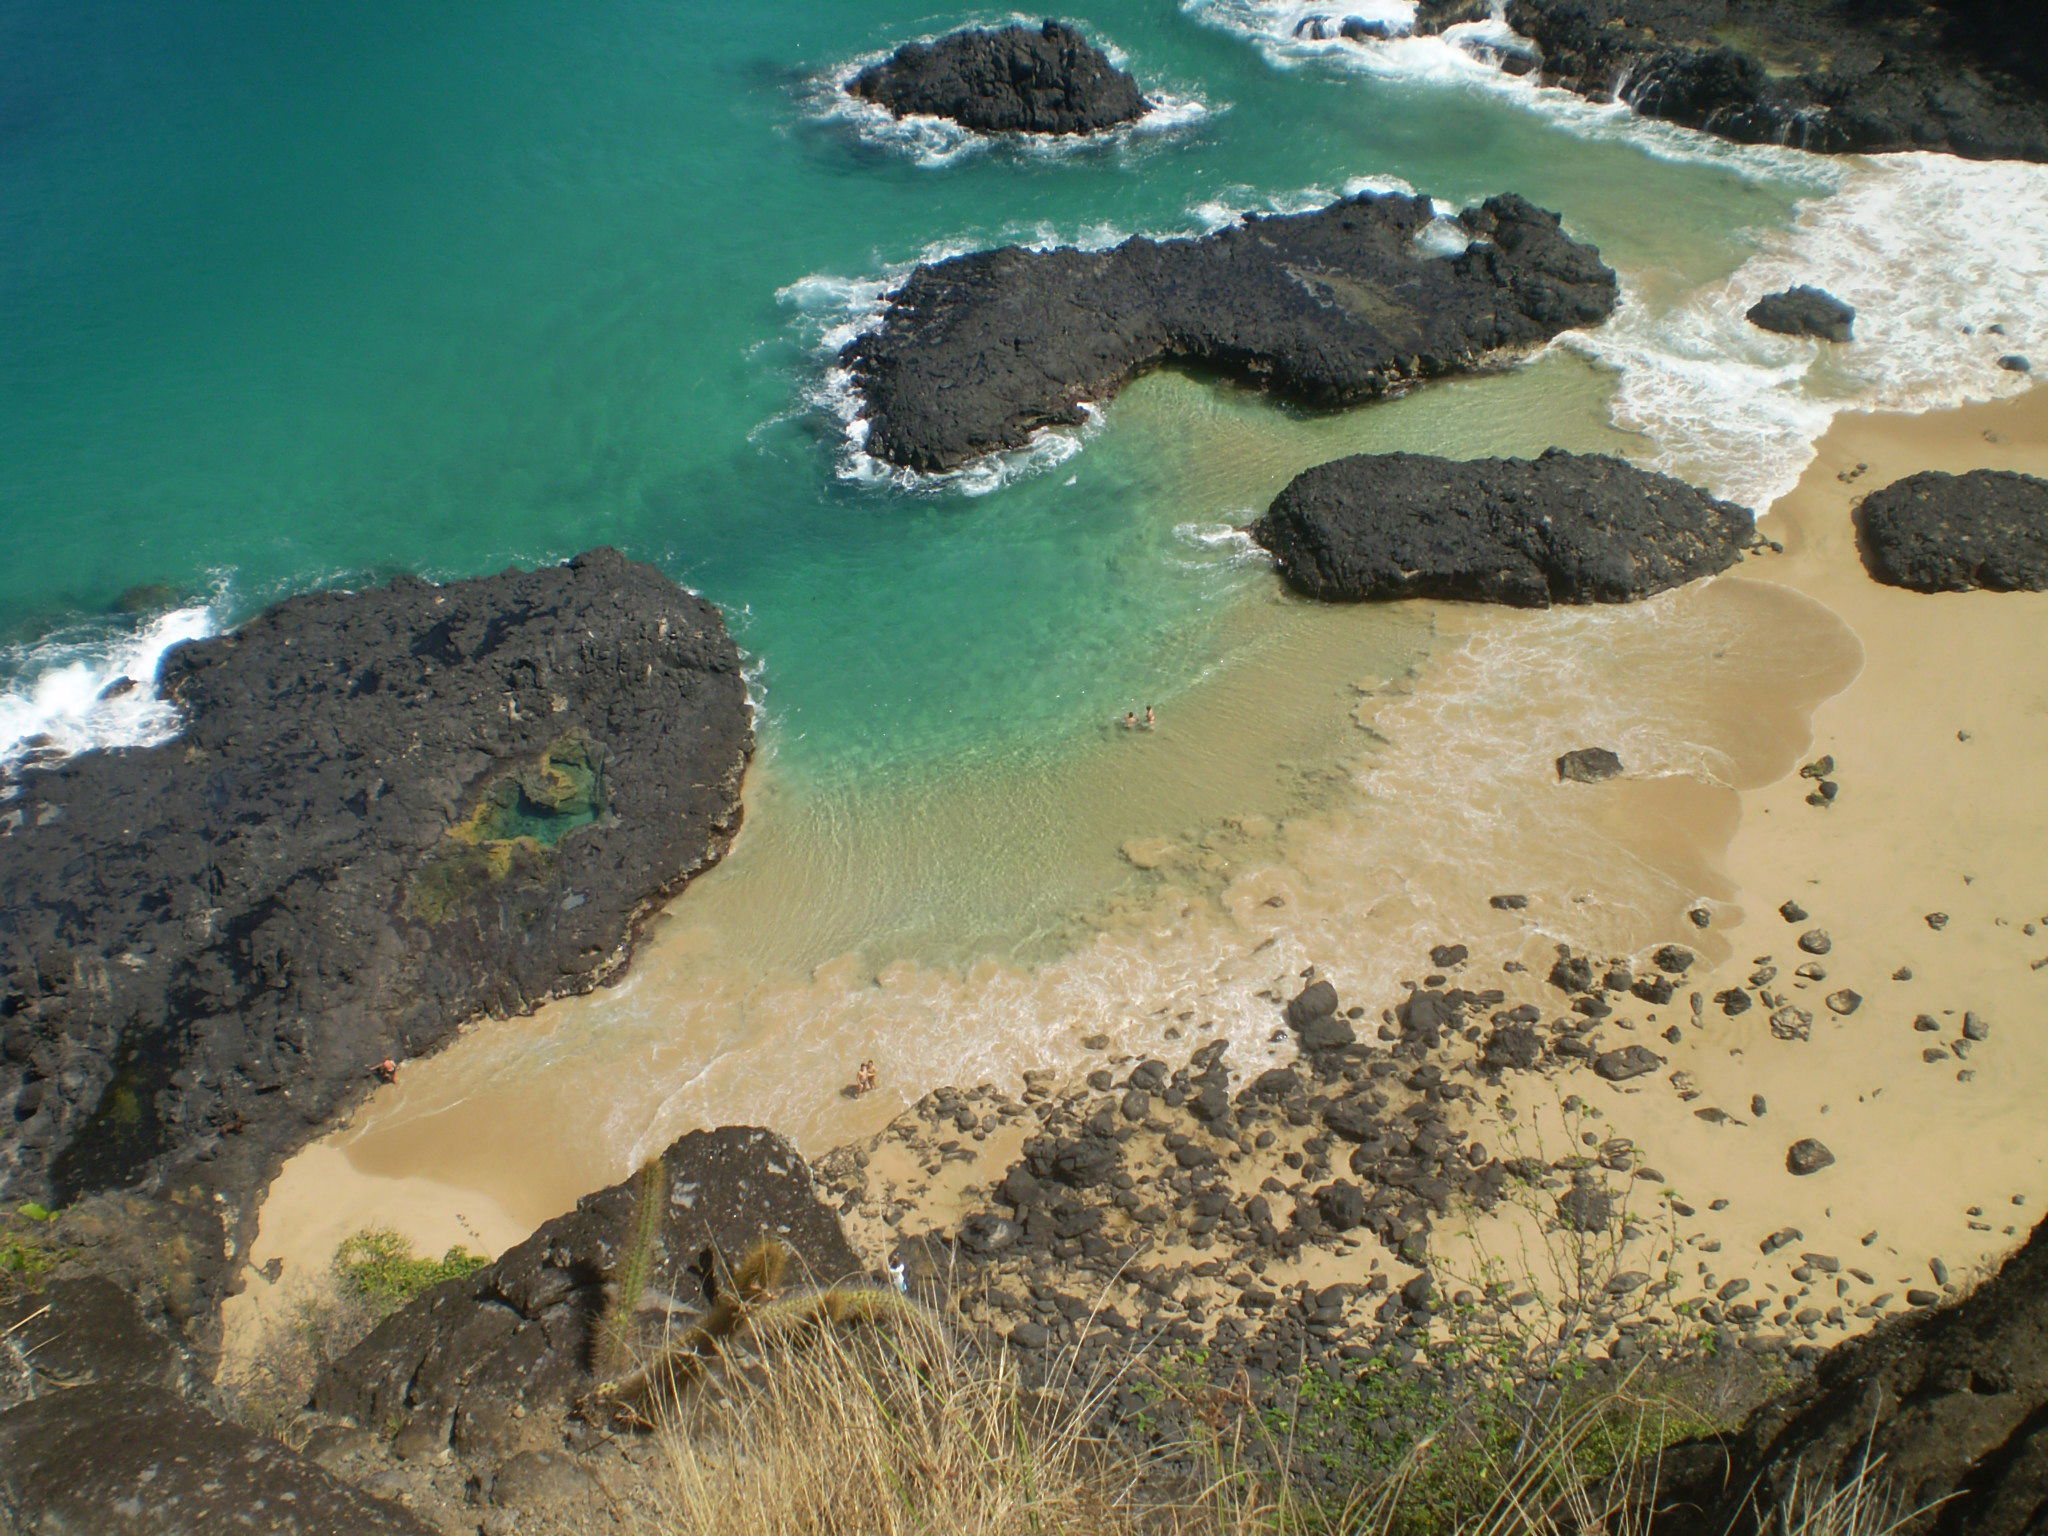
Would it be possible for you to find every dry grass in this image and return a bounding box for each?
[638,1303,1928,1536]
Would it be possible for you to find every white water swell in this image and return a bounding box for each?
[0,595,224,781]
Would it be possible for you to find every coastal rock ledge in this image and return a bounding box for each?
[1253,449,1753,606]
[847,20,1149,135]
[1855,468,2048,592]
[0,548,751,1218]
[842,192,1619,473]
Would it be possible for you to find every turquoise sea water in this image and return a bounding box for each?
[5,1,2042,969]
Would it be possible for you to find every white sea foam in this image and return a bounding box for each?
[1181,0,1837,182]
[1172,520,1274,571]
[0,595,224,780]
[1567,154,2048,509]
[808,30,1217,171]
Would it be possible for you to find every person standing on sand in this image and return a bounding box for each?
[854,1059,878,1097]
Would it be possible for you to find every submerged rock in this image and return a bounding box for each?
[1855,469,2048,592]
[842,192,1618,472]
[1253,449,1751,606]
[0,550,751,1246]
[1747,286,1856,343]
[1415,0,2048,162]
[1557,747,1626,783]
[847,20,1148,135]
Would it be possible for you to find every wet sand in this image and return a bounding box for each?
[223,387,2047,1366]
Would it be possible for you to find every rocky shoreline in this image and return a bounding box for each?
[0,550,751,1339]
[1414,0,2048,161]
[842,191,1618,473]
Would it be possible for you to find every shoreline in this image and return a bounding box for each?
[222,386,2047,1370]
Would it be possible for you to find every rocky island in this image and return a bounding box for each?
[1252,449,1754,606]
[847,20,1149,136]
[0,549,751,1315]
[841,191,1619,473]
[1415,0,2048,161]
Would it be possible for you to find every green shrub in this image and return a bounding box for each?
[333,1228,487,1314]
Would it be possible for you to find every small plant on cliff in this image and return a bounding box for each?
[595,1155,670,1379]
[333,1227,487,1315]
[0,1201,58,1299]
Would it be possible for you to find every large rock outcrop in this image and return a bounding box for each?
[847,20,1149,135]
[0,1278,435,1535]
[314,1126,862,1468]
[1415,0,2048,161]
[841,192,1619,473]
[1652,1213,2048,1535]
[1252,449,1752,606]
[0,549,751,1232]
[1855,469,2048,592]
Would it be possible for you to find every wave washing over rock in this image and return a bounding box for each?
[0,597,223,775]
[840,190,1620,474]
[0,550,750,1258]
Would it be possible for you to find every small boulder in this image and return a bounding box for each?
[1557,747,1625,783]
[1594,1045,1664,1082]
[1747,286,1856,343]
[1787,1138,1836,1176]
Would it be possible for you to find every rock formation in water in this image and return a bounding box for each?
[1649,1210,2048,1536]
[1856,469,2048,591]
[846,20,1149,135]
[841,192,1619,473]
[1747,286,1856,343]
[0,549,751,1236]
[1414,0,2048,161]
[1252,449,1753,606]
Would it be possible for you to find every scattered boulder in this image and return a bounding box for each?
[845,193,1618,472]
[1855,469,2048,592]
[1558,747,1627,783]
[846,20,1149,136]
[1255,450,1750,607]
[1746,287,1856,343]
[1786,1138,1836,1176]
[1595,1045,1664,1082]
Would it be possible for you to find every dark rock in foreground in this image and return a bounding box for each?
[1747,286,1855,344]
[1856,470,2048,592]
[847,20,1148,135]
[315,1126,861,1467]
[843,192,1618,472]
[0,1279,434,1535]
[1253,449,1751,606]
[1558,748,1625,783]
[0,549,750,1233]
[1653,1212,2048,1536]
[1416,0,2048,162]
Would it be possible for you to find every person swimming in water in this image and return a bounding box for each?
[1122,711,1138,729]
[854,1059,878,1097]
[1144,705,1155,728]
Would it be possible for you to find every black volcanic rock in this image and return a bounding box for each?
[314,1126,859,1467]
[842,192,1618,473]
[1747,286,1855,343]
[1557,747,1625,783]
[1855,469,2048,592]
[847,20,1149,135]
[1415,0,2048,162]
[1253,449,1751,606]
[1651,1213,2048,1536]
[0,550,750,1229]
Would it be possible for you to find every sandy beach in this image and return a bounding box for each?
[223,386,2048,1370]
